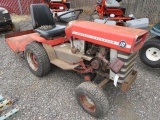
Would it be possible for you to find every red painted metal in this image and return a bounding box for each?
[105,8,124,16]
[5,30,67,53]
[108,17,132,21]
[65,21,148,53]
[74,61,93,74]
[49,3,68,12]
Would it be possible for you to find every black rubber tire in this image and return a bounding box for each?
[24,42,51,77]
[12,22,20,32]
[75,81,109,118]
[139,37,160,68]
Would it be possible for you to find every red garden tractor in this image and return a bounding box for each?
[42,0,83,23]
[92,0,149,28]
[42,0,70,12]
[95,0,125,19]
[5,4,148,118]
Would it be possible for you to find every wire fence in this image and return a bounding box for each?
[0,0,41,14]
[0,0,160,24]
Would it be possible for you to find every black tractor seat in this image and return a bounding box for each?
[30,4,66,39]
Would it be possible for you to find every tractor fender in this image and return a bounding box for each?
[5,30,66,54]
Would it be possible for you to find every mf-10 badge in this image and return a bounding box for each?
[119,40,127,48]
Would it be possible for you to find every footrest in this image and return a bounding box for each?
[51,59,79,70]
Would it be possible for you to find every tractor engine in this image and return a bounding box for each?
[72,40,137,83]
[85,43,111,72]
[84,42,138,83]
[65,21,148,85]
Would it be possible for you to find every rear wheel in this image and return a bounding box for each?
[24,42,51,77]
[75,81,109,118]
[139,37,160,68]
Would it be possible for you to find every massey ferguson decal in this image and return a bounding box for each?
[72,31,131,48]
[119,41,127,48]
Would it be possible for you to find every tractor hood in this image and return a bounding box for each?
[150,22,160,36]
[0,7,6,12]
[65,21,148,53]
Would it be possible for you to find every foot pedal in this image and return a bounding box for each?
[0,95,20,120]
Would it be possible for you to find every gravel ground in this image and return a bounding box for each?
[0,14,160,120]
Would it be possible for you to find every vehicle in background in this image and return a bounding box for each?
[139,22,160,68]
[0,7,19,32]
[91,0,149,28]
[42,0,70,12]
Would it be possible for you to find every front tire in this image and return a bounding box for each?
[24,42,51,77]
[75,81,109,118]
[139,37,160,68]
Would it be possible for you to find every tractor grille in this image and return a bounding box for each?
[118,51,138,81]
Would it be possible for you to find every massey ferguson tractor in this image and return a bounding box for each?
[5,4,148,118]
[92,0,149,28]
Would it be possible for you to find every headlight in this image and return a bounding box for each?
[2,10,8,14]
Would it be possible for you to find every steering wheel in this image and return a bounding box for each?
[56,9,83,23]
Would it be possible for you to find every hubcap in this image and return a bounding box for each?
[79,95,96,113]
[146,47,160,61]
[27,51,38,71]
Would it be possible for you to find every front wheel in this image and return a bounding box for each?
[24,42,51,77]
[139,37,160,68]
[75,81,109,118]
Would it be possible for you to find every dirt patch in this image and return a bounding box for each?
[11,14,31,23]
[11,14,32,31]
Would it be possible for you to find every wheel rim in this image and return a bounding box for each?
[27,51,38,71]
[146,47,160,61]
[79,95,96,113]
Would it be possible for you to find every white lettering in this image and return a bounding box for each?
[72,31,131,49]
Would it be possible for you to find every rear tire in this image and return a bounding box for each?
[139,37,160,68]
[75,81,109,118]
[24,42,51,77]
